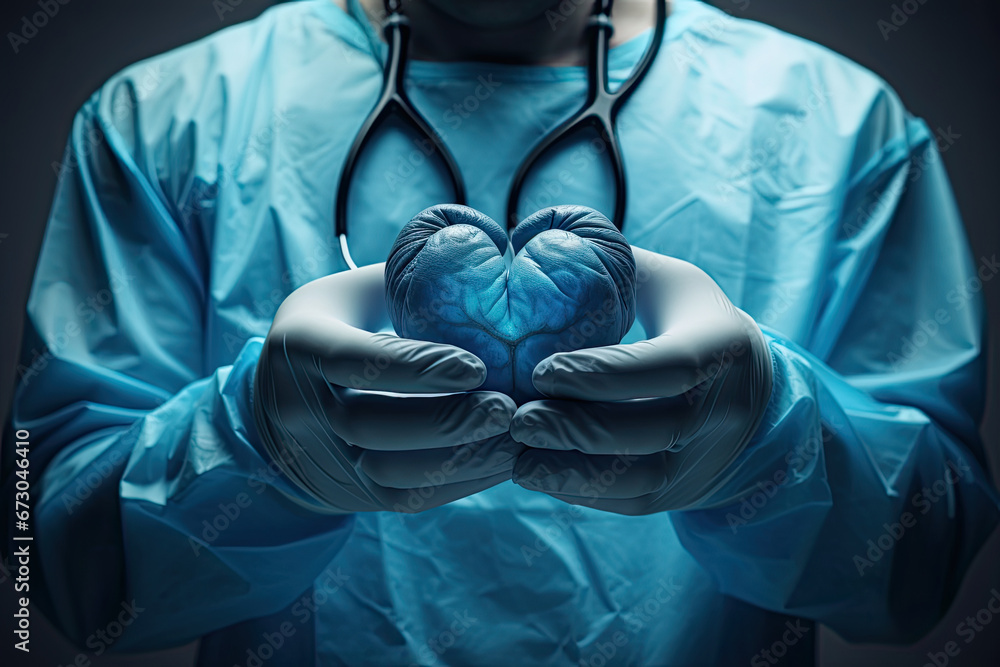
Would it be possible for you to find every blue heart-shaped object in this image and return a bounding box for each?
[385,205,636,403]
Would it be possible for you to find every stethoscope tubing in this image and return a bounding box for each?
[335,0,668,270]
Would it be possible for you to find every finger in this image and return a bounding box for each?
[356,434,521,488]
[510,397,700,454]
[265,347,515,451]
[512,449,668,501]
[513,424,752,512]
[323,387,517,451]
[284,320,489,393]
[531,321,752,401]
[526,490,665,517]
[263,414,514,512]
[376,470,514,513]
[530,339,702,401]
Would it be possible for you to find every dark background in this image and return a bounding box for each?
[0,0,997,664]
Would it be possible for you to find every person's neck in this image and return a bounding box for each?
[346,0,659,66]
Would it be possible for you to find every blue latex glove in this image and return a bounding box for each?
[253,264,519,513]
[510,247,774,513]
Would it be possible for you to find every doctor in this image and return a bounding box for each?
[6,0,998,665]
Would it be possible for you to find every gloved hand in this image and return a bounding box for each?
[252,263,519,514]
[510,247,774,514]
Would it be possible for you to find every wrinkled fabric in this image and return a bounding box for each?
[3,0,998,665]
[385,204,636,403]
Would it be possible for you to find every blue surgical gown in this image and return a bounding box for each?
[6,0,999,664]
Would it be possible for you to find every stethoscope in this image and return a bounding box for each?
[335,0,669,270]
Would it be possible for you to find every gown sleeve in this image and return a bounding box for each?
[2,52,354,652]
[671,108,999,643]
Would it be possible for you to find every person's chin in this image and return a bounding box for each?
[422,0,556,29]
